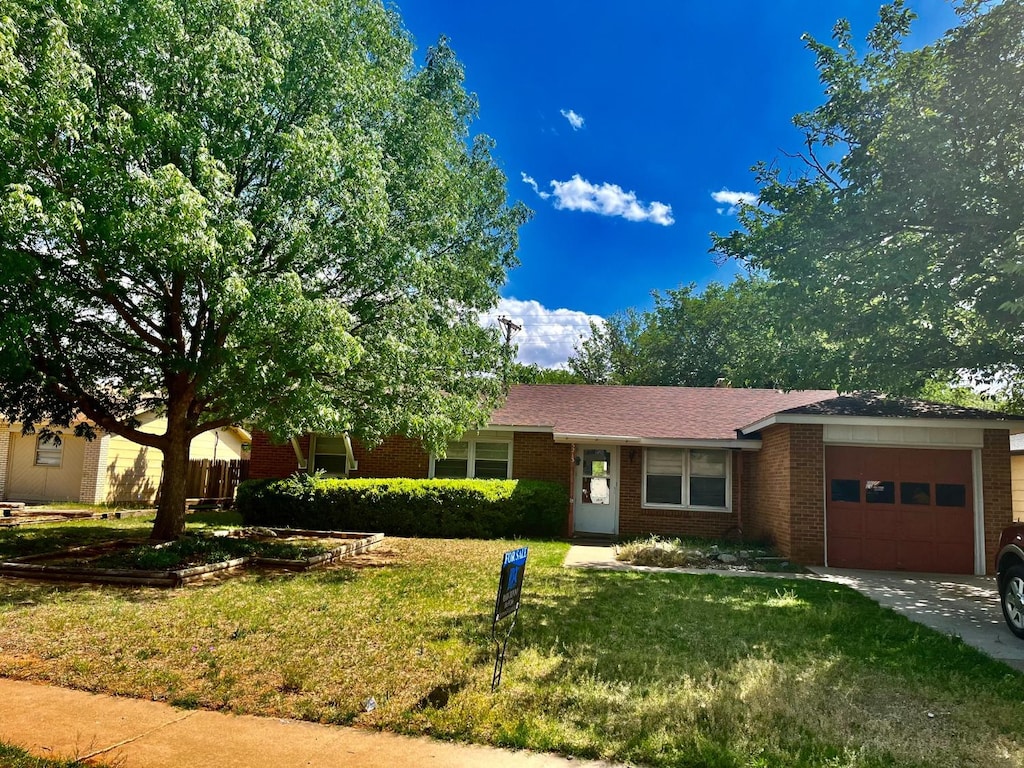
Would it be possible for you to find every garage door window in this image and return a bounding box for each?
[830,479,860,503]
[900,482,931,505]
[936,483,967,507]
[864,480,894,504]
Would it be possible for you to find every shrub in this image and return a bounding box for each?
[236,477,567,539]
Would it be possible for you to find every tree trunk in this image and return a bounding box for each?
[151,416,191,541]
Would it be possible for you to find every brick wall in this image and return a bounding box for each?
[788,424,825,565]
[0,429,9,500]
[744,425,792,554]
[248,432,309,479]
[350,436,430,478]
[78,434,110,504]
[512,433,571,489]
[617,449,743,539]
[983,429,1012,574]
[744,423,826,564]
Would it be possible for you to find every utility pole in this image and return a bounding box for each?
[497,315,522,384]
[497,315,522,347]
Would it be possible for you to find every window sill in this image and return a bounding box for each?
[642,503,732,514]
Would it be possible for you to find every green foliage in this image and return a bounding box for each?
[236,477,567,538]
[0,0,527,538]
[504,362,584,384]
[569,276,840,389]
[711,1,1024,394]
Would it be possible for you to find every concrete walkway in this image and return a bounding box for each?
[564,544,1024,671]
[0,678,622,768]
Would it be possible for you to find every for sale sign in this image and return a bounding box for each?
[493,546,528,622]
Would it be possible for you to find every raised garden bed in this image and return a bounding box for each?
[0,529,383,587]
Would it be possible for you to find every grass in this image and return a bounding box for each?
[0,742,112,767]
[1,519,1023,767]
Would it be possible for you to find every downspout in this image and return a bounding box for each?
[568,443,576,538]
[290,436,308,471]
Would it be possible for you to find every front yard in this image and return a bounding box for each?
[1,518,1022,767]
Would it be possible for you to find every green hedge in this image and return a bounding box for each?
[235,476,568,538]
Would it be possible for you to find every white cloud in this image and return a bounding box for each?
[481,297,603,369]
[545,174,674,226]
[520,172,550,200]
[711,189,758,215]
[560,108,585,130]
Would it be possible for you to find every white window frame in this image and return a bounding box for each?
[429,438,513,480]
[641,447,731,512]
[310,434,349,478]
[34,433,64,468]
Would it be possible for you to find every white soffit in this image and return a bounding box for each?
[823,423,984,448]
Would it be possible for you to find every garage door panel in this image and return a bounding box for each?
[863,510,898,539]
[827,508,863,537]
[827,537,865,568]
[859,541,899,571]
[826,446,974,574]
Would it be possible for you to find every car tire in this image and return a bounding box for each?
[1000,563,1024,639]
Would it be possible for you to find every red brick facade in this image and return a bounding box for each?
[741,423,825,564]
[249,424,1014,573]
[616,449,743,539]
[984,428,1013,573]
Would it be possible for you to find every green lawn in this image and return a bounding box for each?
[1,518,1022,767]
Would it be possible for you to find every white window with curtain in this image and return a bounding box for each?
[431,439,512,479]
[643,447,730,511]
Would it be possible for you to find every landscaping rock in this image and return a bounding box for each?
[718,553,738,564]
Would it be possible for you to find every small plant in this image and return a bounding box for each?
[616,535,694,567]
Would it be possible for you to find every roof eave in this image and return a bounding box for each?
[739,412,1024,436]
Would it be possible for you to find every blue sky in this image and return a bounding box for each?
[396,1,961,367]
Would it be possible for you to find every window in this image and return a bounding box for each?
[936,483,967,507]
[900,482,931,505]
[34,434,63,467]
[864,480,895,504]
[643,448,729,511]
[830,479,860,503]
[311,435,349,477]
[431,440,511,479]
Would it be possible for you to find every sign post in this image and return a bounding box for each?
[491,546,528,692]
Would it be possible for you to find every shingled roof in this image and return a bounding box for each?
[488,385,837,442]
[774,392,1024,423]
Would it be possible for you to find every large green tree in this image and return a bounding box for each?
[568,277,840,389]
[0,0,527,538]
[712,0,1024,394]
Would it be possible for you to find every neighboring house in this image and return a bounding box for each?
[1012,434,1024,522]
[249,385,1024,575]
[0,414,250,505]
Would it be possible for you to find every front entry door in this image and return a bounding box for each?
[574,446,618,535]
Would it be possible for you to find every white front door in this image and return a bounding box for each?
[574,446,618,535]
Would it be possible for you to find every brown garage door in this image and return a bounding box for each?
[826,446,974,573]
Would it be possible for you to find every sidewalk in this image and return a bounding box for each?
[0,678,621,768]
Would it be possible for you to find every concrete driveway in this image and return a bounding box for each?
[810,567,1024,671]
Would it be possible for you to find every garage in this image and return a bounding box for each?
[825,445,975,573]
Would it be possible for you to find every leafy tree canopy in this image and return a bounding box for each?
[568,276,842,389]
[711,0,1024,395]
[0,0,528,537]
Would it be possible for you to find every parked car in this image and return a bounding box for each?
[997,522,1024,639]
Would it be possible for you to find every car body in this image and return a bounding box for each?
[997,522,1024,638]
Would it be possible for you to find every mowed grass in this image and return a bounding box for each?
[1,519,1023,767]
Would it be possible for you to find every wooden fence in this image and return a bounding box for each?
[184,459,250,501]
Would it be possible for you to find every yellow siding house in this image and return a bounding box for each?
[0,415,249,505]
